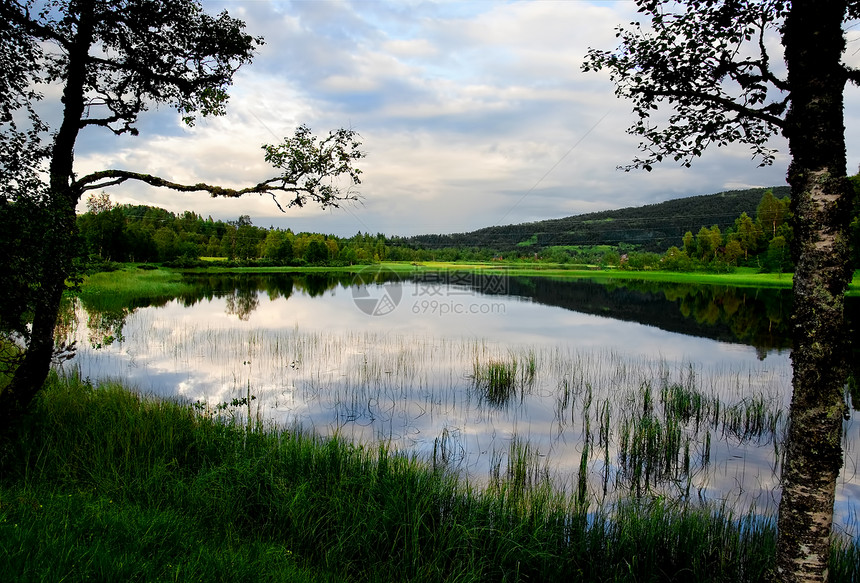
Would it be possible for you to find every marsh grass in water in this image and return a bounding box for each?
[471,357,519,406]
[470,350,537,407]
[65,316,839,524]
[3,372,857,582]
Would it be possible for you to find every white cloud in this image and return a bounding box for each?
[67,0,815,236]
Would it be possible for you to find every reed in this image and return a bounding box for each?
[67,319,808,516]
[77,267,193,312]
[9,372,856,582]
[62,305,860,546]
[471,356,520,406]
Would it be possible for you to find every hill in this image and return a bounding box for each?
[401,186,790,252]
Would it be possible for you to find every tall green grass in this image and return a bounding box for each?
[470,350,537,407]
[471,357,520,406]
[76,266,193,312]
[2,373,857,582]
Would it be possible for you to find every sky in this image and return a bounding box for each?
[72,0,860,238]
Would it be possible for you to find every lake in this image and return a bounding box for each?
[63,268,860,538]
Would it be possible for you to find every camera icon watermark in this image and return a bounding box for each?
[351,266,509,317]
[351,266,403,316]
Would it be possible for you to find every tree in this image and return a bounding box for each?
[851,176,860,269]
[758,188,791,238]
[235,219,261,261]
[153,226,178,262]
[205,235,221,258]
[78,194,127,261]
[723,238,744,265]
[661,245,694,271]
[0,1,364,424]
[682,230,696,257]
[86,192,113,215]
[304,238,329,265]
[695,224,722,261]
[219,225,237,260]
[261,230,292,263]
[764,234,791,274]
[694,225,715,261]
[732,211,763,260]
[584,1,855,580]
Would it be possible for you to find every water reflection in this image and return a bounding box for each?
[64,271,860,538]
[68,270,860,397]
[74,272,809,353]
[474,276,795,356]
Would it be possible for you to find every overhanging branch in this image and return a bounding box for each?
[72,168,358,210]
[75,169,296,196]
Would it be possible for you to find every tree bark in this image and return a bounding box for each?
[776,1,853,581]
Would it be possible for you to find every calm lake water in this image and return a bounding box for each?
[64,269,860,538]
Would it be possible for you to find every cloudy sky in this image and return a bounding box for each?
[73,0,860,237]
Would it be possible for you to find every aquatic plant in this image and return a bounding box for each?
[471,356,520,406]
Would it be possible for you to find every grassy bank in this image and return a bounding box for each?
[76,266,195,310]
[117,261,860,294]
[405,262,860,292]
[2,374,857,582]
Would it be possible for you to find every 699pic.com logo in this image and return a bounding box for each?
[351,266,403,316]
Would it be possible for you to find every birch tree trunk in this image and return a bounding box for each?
[776,1,853,580]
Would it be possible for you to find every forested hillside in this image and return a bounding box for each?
[74,182,858,272]
[401,186,791,252]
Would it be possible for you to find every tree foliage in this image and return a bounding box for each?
[583,0,789,171]
[0,0,364,424]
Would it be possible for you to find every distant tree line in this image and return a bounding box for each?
[76,181,860,273]
[645,189,794,273]
[75,193,388,268]
[615,179,860,274]
[396,183,860,273]
[384,189,797,272]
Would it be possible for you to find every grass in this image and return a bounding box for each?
[6,373,858,582]
[471,356,520,406]
[188,261,860,293]
[398,262,860,294]
[76,265,194,311]
[411,263,800,288]
[0,490,331,582]
[470,348,539,407]
[77,261,860,296]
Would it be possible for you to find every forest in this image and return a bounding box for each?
[74,182,860,273]
[75,192,389,268]
[402,186,791,251]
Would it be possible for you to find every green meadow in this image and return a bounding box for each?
[76,266,195,310]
